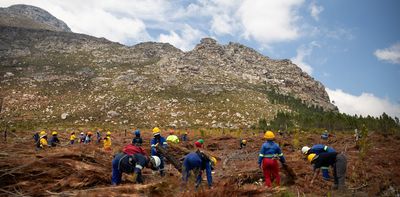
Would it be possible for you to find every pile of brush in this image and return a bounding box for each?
[0,145,111,196]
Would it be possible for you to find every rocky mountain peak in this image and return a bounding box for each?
[0,5,337,128]
[0,4,71,32]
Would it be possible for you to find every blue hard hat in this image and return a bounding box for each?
[134,129,140,136]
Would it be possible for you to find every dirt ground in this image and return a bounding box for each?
[0,129,399,196]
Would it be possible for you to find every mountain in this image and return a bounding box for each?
[0,4,71,32]
[0,5,336,129]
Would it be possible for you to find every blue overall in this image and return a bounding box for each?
[257,140,285,166]
[132,136,143,146]
[111,153,148,185]
[182,152,212,188]
[309,144,336,180]
[150,136,167,176]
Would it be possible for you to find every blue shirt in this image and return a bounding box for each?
[258,140,285,165]
[150,136,168,156]
[309,144,336,155]
[183,152,212,186]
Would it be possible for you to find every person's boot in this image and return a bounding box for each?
[160,169,165,177]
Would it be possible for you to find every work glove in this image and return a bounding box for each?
[128,173,138,183]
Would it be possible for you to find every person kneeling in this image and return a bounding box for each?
[111,153,161,185]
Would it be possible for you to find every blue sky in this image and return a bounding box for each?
[1,0,399,118]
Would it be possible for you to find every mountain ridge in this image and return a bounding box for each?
[0,5,337,129]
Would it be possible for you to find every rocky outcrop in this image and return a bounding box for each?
[0,4,71,32]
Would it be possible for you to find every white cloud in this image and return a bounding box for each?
[326,88,400,118]
[291,41,320,74]
[0,0,163,44]
[309,1,323,21]
[325,27,354,40]
[374,42,400,64]
[0,0,310,48]
[238,0,304,44]
[158,24,205,51]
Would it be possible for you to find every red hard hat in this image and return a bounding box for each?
[195,141,203,148]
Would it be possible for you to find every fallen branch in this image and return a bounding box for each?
[348,183,368,190]
[0,188,25,197]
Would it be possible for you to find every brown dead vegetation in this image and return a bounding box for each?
[0,130,399,196]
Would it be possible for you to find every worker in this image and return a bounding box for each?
[354,129,361,141]
[70,132,76,144]
[308,152,347,190]
[302,145,336,180]
[103,131,112,151]
[111,153,161,185]
[195,139,204,150]
[166,130,180,144]
[36,131,48,149]
[96,129,102,144]
[49,131,60,147]
[150,127,168,176]
[321,130,329,140]
[240,139,247,149]
[182,130,189,142]
[258,131,286,187]
[84,131,92,144]
[132,129,143,146]
[182,151,216,189]
[33,131,39,144]
[79,132,85,143]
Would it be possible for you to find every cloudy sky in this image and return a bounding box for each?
[1,0,399,118]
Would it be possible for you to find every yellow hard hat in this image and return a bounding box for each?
[307,153,317,163]
[242,139,247,144]
[264,131,275,140]
[106,131,111,135]
[152,127,161,135]
[52,131,58,135]
[40,131,46,136]
[210,157,217,166]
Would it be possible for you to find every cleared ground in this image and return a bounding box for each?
[0,129,399,196]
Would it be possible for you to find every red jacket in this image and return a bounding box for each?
[123,144,147,156]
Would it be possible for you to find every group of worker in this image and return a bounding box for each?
[33,130,112,151]
[111,127,215,189]
[258,130,347,191]
[33,130,60,149]
[33,127,347,191]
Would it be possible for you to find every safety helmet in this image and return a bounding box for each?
[87,131,93,136]
[307,153,317,163]
[242,139,247,144]
[194,141,203,148]
[52,131,58,136]
[197,139,204,144]
[301,146,310,155]
[152,127,161,136]
[150,156,161,169]
[106,131,111,136]
[39,131,47,136]
[134,129,140,136]
[80,132,84,135]
[264,131,275,140]
[210,157,217,166]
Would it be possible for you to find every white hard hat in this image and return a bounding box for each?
[150,156,161,168]
[301,146,310,155]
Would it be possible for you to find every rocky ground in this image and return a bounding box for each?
[0,129,399,197]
